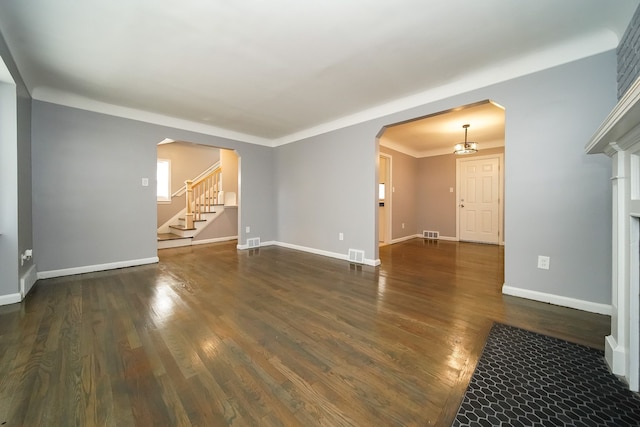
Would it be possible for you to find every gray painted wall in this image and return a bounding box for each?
[32,101,275,273]
[275,123,380,259]
[0,81,18,298]
[0,28,32,301]
[276,51,615,305]
[378,145,504,241]
[5,42,616,309]
[380,146,418,241]
[17,83,32,279]
[417,147,504,238]
[193,207,238,241]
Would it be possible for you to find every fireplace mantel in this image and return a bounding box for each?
[587,78,640,156]
[586,77,640,392]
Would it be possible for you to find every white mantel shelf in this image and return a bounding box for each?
[585,76,640,392]
[587,77,640,155]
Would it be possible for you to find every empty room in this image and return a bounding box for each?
[1,1,640,425]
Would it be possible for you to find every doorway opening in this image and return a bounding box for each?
[379,153,392,246]
[376,99,505,251]
[155,140,240,251]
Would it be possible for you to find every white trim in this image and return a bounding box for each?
[605,335,627,376]
[381,139,505,159]
[20,263,37,298]
[379,152,392,245]
[586,76,640,154]
[0,293,21,306]
[272,31,616,147]
[30,31,616,150]
[391,234,421,244]
[157,238,192,249]
[32,87,271,146]
[586,72,640,392]
[237,240,275,250]
[37,257,159,279]
[389,234,459,245]
[502,285,612,315]
[238,240,379,266]
[192,236,238,246]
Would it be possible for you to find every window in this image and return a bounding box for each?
[157,159,171,202]
[379,183,385,200]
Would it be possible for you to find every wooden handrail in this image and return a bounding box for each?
[185,166,222,227]
[172,162,220,198]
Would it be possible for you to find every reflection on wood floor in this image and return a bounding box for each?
[0,239,609,426]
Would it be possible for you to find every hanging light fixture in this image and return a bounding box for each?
[453,124,478,155]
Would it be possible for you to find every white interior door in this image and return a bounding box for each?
[458,156,501,244]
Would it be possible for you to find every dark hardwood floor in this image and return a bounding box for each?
[0,239,610,426]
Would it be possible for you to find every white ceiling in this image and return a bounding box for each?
[380,100,505,158]
[0,0,637,147]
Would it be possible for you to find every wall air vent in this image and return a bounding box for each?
[247,237,261,248]
[423,230,439,240]
[348,249,365,264]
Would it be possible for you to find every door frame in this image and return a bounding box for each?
[455,153,504,244]
[379,153,392,245]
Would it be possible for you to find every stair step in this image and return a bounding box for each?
[178,218,206,222]
[157,233,191,241]
[169,224,196,231]
[157,233,193,249]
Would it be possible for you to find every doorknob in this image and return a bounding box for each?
[460,204,464,208]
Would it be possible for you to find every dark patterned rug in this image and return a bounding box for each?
[453,323,640,427]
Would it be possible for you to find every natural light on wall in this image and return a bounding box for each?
[157,159,171,202]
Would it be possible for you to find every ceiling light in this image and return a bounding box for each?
[454,124,478,155]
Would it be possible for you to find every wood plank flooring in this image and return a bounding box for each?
[0,239,610,426]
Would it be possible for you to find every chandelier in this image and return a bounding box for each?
[453,124,478,155]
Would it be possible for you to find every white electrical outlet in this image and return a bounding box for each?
[537,255,550,270]
[339,232,344,241]
[402,223,405,229]
[246,226,250,233]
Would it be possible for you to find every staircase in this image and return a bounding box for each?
[157,165,225,249]
[157,206,225,249]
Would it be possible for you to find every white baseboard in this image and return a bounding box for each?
[237,240,276,250]
[276,241,380,266]
[390,234,458,244]
[0,293,21,306]
[192,236,238,246]
[20,263,38,298]
[391,234,421,244]
[605,335,626,376]
[502,284,612,315]
[238,240,378,266]
[157,238,192,249]
[37,257,159,280]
